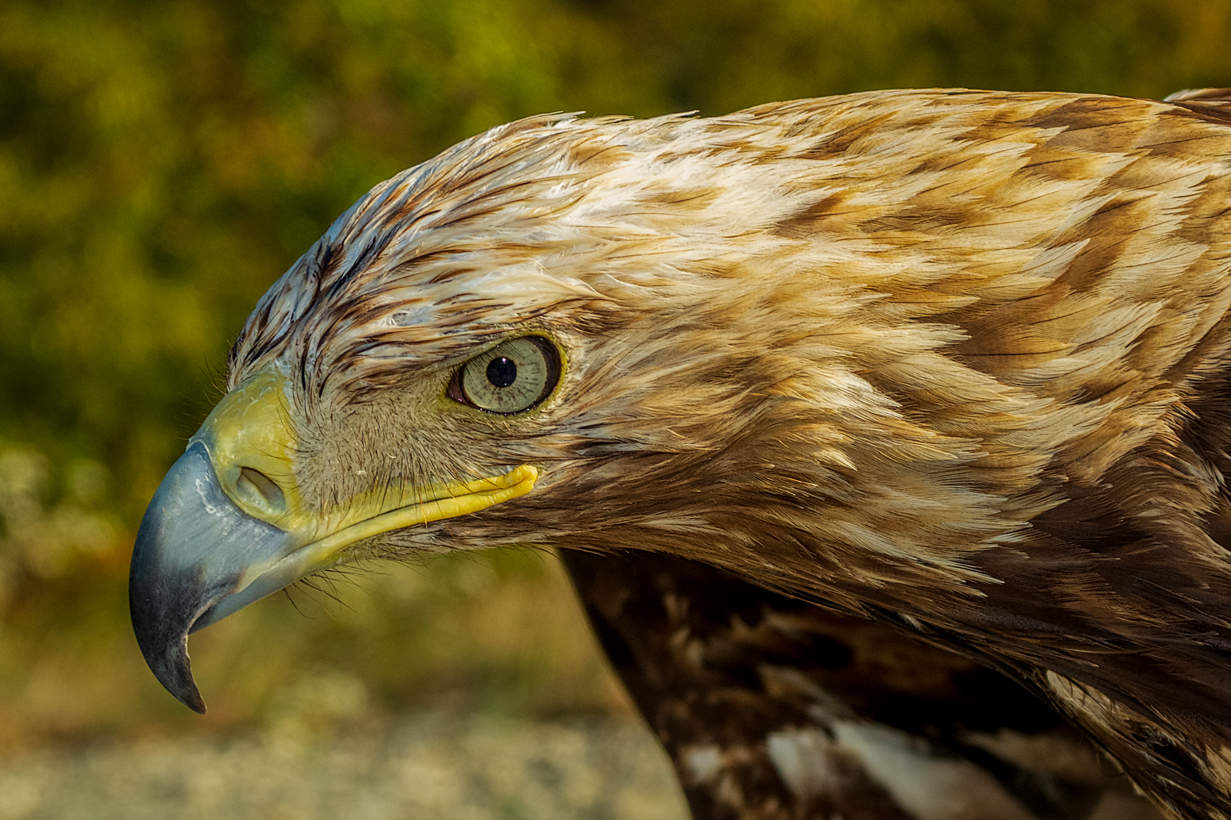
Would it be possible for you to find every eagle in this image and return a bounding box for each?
[130,88,1231,820]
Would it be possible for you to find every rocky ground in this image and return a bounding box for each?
[0,712,687,819]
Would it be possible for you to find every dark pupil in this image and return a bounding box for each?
[486,356,518,388]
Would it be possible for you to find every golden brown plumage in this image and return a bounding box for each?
[132,88,1231,819]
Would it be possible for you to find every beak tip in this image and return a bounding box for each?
[131,607,209,714]
[186,692,208,715]
[173,680,208,715]
[161,646,208,715]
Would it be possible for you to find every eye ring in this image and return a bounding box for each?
[447,336,562,415]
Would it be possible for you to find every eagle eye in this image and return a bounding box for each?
[448,336,561,414]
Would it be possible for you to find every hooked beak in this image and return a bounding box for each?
[129,368,539,713]
[129,440,291,713]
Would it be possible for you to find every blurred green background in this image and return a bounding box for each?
[1,0,1229,811]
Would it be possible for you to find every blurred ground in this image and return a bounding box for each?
[0,711,686,820]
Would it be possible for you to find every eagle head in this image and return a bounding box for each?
[130,106,899,710]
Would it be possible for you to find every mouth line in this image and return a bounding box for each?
[211,464,541,625]
[300,463,540,559]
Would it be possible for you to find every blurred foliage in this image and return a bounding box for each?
[1,0,1230,744]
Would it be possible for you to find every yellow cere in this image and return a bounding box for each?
[195,367,540,564]
[195,367,303,526]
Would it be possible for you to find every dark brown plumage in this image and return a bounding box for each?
[131,88,1231,819]
[565,552,1162,819]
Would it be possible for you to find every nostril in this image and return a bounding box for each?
[234,466,286,516]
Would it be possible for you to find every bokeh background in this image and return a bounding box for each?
[2,1,1230,816]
